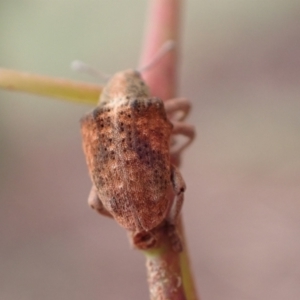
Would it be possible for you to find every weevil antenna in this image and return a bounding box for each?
[71,60,111,80]
[138,40,175,73]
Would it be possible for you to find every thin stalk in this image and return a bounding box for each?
[144,240,186,300]
[140,0,199,300]
[0,68,101,104]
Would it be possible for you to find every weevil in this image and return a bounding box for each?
[80,58,194,251]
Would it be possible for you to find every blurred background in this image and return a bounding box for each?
[0,1,300,299]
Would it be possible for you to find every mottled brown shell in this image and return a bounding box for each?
[81,90,173,232]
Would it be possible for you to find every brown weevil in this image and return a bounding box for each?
[79,45,195,251]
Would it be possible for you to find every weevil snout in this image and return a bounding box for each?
[100,69,150,103]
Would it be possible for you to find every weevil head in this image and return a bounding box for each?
[99,69,150,104]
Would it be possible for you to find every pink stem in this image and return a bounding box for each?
[140,0,180,100]
[139,1,199,300]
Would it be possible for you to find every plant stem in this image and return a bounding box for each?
[0,68,101,104]
[140,0,199,300]
[178,219,199,300]
[144,241,186,300]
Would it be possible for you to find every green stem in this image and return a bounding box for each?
[179,219,199,300]
[0,68,101,105]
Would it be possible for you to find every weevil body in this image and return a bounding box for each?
[81,70,188,249]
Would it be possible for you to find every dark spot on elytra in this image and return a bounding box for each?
[95,175,105,187]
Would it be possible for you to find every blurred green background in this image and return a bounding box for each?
[1,1,300,299]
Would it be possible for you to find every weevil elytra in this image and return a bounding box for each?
[79,47,195,251]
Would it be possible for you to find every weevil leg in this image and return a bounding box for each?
[171,121,195,157]
[88,185,113,218]
[168,165,186,223]
[166,165,186,252]
[129,230,158,250]
[166,223,183,252]
[164,97,191,122]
